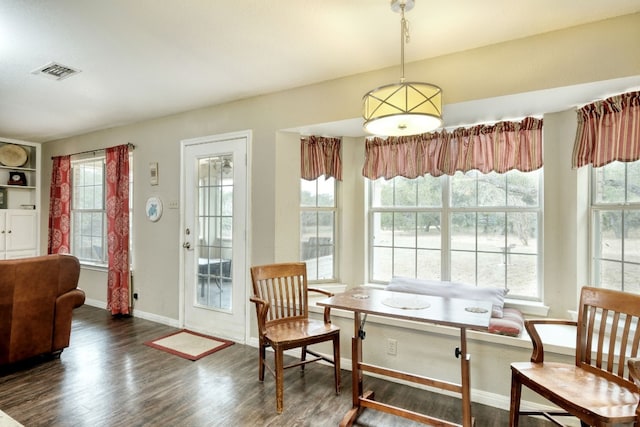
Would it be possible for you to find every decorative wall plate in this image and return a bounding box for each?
[0,144,28,167]
[145,196,163,222]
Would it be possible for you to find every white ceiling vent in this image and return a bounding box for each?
[31,62,81,81]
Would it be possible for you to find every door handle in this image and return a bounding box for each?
[182,242,192,250]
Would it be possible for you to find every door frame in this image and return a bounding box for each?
[178,130,252,344]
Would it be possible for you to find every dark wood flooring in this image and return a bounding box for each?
[0,305,557,427]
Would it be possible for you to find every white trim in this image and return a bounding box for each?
[83,298,180,327]
[179,129,252,343]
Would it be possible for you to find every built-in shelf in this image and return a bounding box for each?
[0,137,40,259]
[0,186,36,190]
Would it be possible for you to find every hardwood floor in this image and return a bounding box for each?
[0,305,556,427]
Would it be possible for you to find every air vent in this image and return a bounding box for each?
[31,62,81,81]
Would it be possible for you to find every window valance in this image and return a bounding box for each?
[362,117,543,180]
[572,91,640,168]
[300,136,342,181]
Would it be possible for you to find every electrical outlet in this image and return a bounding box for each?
[387,338,397,356]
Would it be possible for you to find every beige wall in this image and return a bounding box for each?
[40,13,640,403]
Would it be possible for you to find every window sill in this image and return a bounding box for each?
[321,283,551,317]
[79,262,108,272]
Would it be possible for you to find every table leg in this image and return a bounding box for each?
[340,313,364,427]
[460,327,472,427]
[353,313,363,406]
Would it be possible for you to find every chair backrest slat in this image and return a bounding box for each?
[577,287,640,382]
[251,263,309,325]
[617,314,632,377]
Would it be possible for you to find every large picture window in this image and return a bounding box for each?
[369,169,542,300]
[591,161,640,294]
[300,176,337,282]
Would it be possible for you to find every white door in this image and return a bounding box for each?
[181,131,249,342]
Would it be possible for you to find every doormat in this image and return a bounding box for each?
[144,330,234,361]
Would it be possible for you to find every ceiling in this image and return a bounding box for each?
[2,1,640,143]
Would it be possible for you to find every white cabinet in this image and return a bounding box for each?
[0,137,40,259]
[0,210,38,259]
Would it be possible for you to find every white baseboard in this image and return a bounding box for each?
[83,298,180,328]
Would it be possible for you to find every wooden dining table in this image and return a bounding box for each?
[317,287,492,427]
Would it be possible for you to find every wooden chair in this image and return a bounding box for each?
[509,286,640,426]
[250,262,340,414]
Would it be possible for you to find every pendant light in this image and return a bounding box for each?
[362,0,443,136]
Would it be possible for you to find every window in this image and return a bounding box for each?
[591,160,640,294]
[300,176,337,281]
[71,154,133,267]
[71,157,106,266]
[369,169,543,300]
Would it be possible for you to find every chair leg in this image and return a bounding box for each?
[333,334,341,394]
[258,341,266,382]
[275,346,285,414]
[509,370,522,427]
[300,345,307,372]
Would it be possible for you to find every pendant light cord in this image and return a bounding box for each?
[400,4,410,83]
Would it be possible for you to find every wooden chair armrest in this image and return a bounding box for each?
[308,287,334,297]
[525,319,577,363]
[250,296,270,336]
[628,358,640,387]
[308,287,335,324]
[629,358,640,419]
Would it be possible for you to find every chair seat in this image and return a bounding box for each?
[264,318,340,346]
[511,361,639,423]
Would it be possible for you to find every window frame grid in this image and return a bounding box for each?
[71,156,108,267]
[368,170,543,301]
[300,177,338,283]
[590,162,640,293]
[69,153,134,269]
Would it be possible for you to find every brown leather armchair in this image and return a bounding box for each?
[0,254,85,365]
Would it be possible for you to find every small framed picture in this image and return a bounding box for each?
[0,188,7,209]
[149,162,158,185]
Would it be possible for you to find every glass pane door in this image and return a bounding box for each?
[196,155,233,310]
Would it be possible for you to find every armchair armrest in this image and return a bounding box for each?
[525,319,577,363]
[309,287,334,324]
[250,296,270,337]
[628,358,640,387]
[53,288,86,351]
[308,287,334,298]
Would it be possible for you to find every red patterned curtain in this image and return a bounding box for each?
[300,136,342,181]
[48,155,71,254]
[362,117,543,179]
[106,145,130,315]
[572,91,640,168]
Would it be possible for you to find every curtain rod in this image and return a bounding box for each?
[51,142,135,160]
